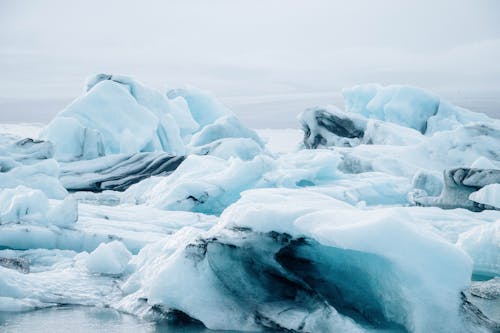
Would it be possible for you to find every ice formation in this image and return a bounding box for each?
[0,77,498,332]
[117,189,479,332]
[342,84,491,134]
[40,74,260,163]
[415,168,500,211]
[470,184,500,209]
[84,240,132,275]
[457,221,500,277]
[60,153,185,192]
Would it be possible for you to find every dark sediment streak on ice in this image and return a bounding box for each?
[152,229,497,332]
[60,153,185,192]
[300,108,365,149]
[415,168,500,211]
[0,257,30,273]
[179,230,406,331]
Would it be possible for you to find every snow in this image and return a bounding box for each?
[85,241,132,275]
[0,201,217,253]
[469,184,500,209]
[0,78,499,332]
[123,154,274,214]
[120,188,474,332]
[0,186,77,226]
[0,159,67,199]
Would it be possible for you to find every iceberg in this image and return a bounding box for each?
[84,240,132,275]
[299,105,423,148]
[469,184,500,209]
[457,221,500,277]
[343,84,493,134]
[167,86,232,129]
[1,77,498,332]
[415,168,500,211]
[40,74,187,161]
[59,152,185,192]
[119,188,475,332]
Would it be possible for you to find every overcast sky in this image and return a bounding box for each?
[1,0,499,127]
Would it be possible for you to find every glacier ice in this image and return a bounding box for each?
[415,168,500,211]
[457,221,500,277]
[118,188,476,332]
[167,85,232,129]
[342,84,492,134]
[0,157,67,199]
[59,152,185,192]
[299,105,423,148]
[84,240,132,275]
[40,75,186,160]
[0,186,77,226]
[189,115,264,148]
[470,184,500,209]
[1,78,499,333]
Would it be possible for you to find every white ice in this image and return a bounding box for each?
[1,78,499,333]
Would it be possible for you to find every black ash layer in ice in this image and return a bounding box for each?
[0,77,499,333]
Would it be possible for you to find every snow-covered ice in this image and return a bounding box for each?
[1,76,499,333]
[470,184,500,209]
[84,240,132,275]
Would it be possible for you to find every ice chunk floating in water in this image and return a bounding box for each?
[1,77,499,333]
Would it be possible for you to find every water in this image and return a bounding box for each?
[0,306,242,333]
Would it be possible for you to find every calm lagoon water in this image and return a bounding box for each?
[0,306,243,333]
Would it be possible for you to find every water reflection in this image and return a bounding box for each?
[0,306,244,333]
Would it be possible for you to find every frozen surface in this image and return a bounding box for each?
[470,184,500,209]
[118,188,487,332]
[342,84,493,134]
[0,186,77,226]
[415,168,500,211]
[60,153,185,192]
[457,221,500,277]
[40,75,186,160]
[1,80,499,333]
[85,241,132,275]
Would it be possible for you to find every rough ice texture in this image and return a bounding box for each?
[0,199,217,254]
[189,115,263,148]
[470,278,500,300]
[122,149,345,215]
[299,105,423,149]
[122,154,274,214]
[0,134,66,199]
[415,168,500,211]
[0,186,77,227]
[342,84,492,134]
[85,240,132,275]
[167,85,232,129]
[40,74,265,164]
[457,221,500,277]
[1,79,498,332]
[120,188,473,333]
[40,75,188,161]
[59,153,185,192]
[469,184,500,209]
[188,115,266,160]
